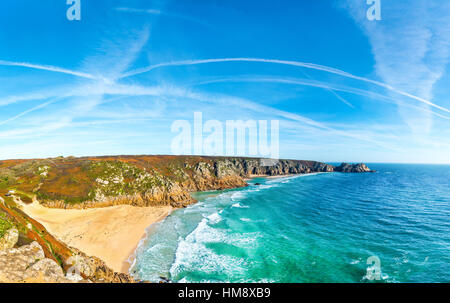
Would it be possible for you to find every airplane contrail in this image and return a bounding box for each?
[0,60,97,80]
[0,97,63,126]
[119,58,450,113]
[194,77,450,120]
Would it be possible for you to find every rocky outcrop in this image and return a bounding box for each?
[0,241,86,283]
[334,163,374,173]
[0,204,135,283]
[65,247,134,283]
[0,236,133,283]
[0,228,18,250]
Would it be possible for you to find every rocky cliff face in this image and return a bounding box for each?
[0,200,135,283]
[37,158,339,209]
[0,238,81,283]
[0,229,134,283]
[0,156,372,209]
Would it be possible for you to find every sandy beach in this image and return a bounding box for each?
[21,201,172,273]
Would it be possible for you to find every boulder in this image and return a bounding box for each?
[0,228,19,250]
[24,258,65,282]
[0,241,89,283]
[0,241,46,282]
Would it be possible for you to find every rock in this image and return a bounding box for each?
[65,272,85,282]
[65,249,135,283]
[0,241,90,283]
[0,228,19,250]
[159,276,172,283]
[0,241,45,282]
[24,258,65,282]
[334,163,373,173]
[65,253,94,278]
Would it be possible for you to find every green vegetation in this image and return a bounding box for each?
[86,160,168,200]
[2,196,17,208]
[0,168,17,189]
[0,155,248,207]
[10,190,34,204]
[0,211,14,238]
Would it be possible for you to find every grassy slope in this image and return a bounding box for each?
[0,155,329,208]
[0,155,240,206]
[0,155,247,271]
[0,198,71,268]
[0,211,13,238]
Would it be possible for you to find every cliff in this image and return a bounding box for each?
[0,199,134,283]
[0,156,372,209]
[0,155,372,282]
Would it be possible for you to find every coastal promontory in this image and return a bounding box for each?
[0,155,372,282]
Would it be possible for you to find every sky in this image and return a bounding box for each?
[0,0,449,163]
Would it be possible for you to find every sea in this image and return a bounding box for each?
[130,164,450,283]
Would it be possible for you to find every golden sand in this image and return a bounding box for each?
[22,201,172,273]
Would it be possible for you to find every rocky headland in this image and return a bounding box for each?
[0,156,372,209]
[0,155,372,283]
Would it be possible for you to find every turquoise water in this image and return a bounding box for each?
[131,164,450,282]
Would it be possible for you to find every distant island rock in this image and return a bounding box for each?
[334,163,375,173]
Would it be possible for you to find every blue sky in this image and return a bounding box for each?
[0,0,449,163]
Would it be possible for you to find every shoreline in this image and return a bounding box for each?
[245,172,327,181]
[18,172,328,276]
[123,207,174,275]
[245,174,296,181]
[21,201,172,274]
[127,172,329,281]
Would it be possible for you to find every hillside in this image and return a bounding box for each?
[0,155,350,209]
[0,155,372,282]
[0,195,134,282]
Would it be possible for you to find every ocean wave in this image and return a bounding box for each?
[231,192,246,201]
[128,210,174,276]
[134,164,449,282]
[232,202,249,208]
[206,212,222,224]
[169,218,249,280]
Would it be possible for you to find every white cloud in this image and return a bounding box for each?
[343,0,450,136]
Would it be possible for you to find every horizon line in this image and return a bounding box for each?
[0,153,448,165]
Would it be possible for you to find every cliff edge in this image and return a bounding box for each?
[0,156,372,209]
